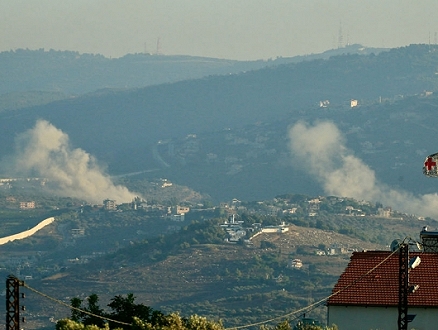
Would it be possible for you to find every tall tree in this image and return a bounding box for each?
[83,294,105,328]
[107,293,152,329]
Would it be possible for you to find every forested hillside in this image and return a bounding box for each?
[0,49,259,96]
[0,45,438,205]
[0,187,430,329]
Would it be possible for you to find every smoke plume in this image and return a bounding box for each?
[289,120,438,218]
[5,120,138,204]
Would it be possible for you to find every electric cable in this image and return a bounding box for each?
[21,282,132,326]
[18,237,415,330]
[225,242,402,329]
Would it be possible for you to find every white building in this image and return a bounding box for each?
[103,199,117,211]
[290,258,302,269]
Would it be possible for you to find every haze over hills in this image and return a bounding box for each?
[2,43,438,329]
[0,44,386,98]
[1,44,438,216]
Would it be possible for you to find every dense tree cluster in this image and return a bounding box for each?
[60,293,165,330]
[56,293,337,330]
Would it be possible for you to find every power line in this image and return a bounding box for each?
[14,241,406,330]
[226,246,401,329]
[21,282,132,327]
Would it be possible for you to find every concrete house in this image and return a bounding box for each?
[327,241,438,329]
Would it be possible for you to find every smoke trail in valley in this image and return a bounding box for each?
[6,120,138,203]
[288,120,438,218]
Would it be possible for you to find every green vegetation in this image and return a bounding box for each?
[0,48,270,96]
[0,91,68,112]
[66,293,164,329]
[56,293,336,330]
[0,186,430,328]
[107,218,227,264]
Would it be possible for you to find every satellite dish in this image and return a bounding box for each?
[390,239,402,252]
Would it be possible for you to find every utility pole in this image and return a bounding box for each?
[6,275,24,330]
[398,242,421,330]
[398,243,408,330]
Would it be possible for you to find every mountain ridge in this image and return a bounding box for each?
[1,44,438,210]
[0,44,386,97]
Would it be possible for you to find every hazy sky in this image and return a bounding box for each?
[2,0,438,60]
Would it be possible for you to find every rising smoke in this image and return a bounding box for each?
[4,120,139,204]
[288,120,438,218]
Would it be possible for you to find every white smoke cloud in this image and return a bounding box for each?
[289,120,438,218]
[6,120,139,204]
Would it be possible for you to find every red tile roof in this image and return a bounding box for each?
[327,251,438,307]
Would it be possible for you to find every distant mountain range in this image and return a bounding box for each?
[0,44,386,97]
[1,44,438,214]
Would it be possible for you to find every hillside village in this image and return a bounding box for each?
[0,177,414,285]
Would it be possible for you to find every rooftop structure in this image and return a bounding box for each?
[420,227,438,252]
[327,249,438,329]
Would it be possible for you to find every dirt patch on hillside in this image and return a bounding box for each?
[251,224,386,253]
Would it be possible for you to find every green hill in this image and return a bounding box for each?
[0,44,438,208]
[0,192,430,329]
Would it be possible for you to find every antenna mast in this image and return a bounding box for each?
[338,22,344,48]
[156,37,162,55]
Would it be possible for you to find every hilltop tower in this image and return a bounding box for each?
[338,22,344,48]
[156,37,162,55]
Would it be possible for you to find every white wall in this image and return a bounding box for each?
[0,217,55,245]
[328,305,438,330]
